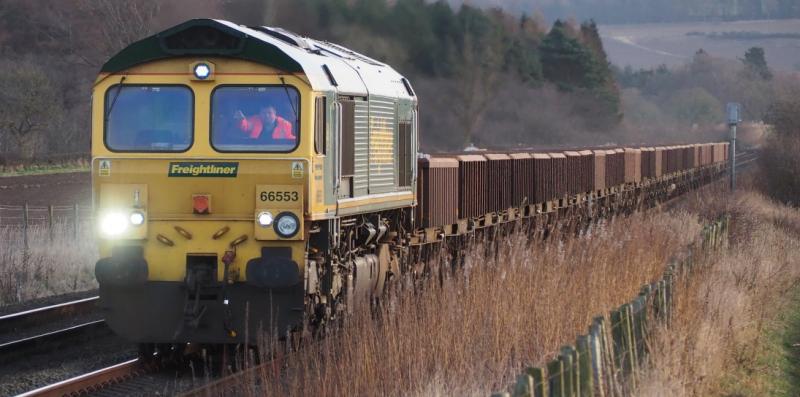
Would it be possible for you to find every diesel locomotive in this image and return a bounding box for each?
[93,19,416,346]
[92,19,729,350]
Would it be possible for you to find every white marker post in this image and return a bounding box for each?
[726,103,741,191]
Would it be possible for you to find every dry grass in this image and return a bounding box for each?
[0,157,90,177]
[0,224,97,305]
[235,210,702,397]
[639,190,800,396]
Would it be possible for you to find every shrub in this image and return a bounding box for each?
[759,93,800,205]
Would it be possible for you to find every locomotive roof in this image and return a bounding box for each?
[100,19,414,99]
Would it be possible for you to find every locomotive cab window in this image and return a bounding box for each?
[104,85,193,152]
[211,86,300,152]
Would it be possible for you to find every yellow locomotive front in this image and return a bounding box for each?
[93,19,418,347]
[94,24,316,345]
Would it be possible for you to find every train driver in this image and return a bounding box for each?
[233,105,296,141]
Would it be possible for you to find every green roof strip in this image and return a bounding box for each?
[100,19,304,74]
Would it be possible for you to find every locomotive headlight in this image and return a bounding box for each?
[100,212,128,237]
[129,211,145,226]
[274,212,299,238]
[193,63,211,80]
[256,211,274,227]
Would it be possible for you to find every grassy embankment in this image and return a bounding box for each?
[0,224,97,305]
[733,289,800,397]
[640,190,800,396]
[0,159,90,177]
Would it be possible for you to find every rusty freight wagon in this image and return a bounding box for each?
[417,157,459,229]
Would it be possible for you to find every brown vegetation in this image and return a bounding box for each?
[758,87,800,205]
[223,210,702,396]
[0,224,97,305]
[640,190,800,396]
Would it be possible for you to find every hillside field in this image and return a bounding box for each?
[600,18,800,71]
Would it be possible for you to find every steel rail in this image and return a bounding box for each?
[16,359,144,397]
[0,296,99,334]
[0,319,110,357]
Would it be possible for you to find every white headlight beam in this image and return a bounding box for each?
[100,213,129,237]
[257,211,274,227]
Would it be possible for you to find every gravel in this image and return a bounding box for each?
[0,332,136,396]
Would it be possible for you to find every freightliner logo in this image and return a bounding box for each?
[168,162,239,177]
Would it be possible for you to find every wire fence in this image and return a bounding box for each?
[491,216,729,397]
[0,203,93,242]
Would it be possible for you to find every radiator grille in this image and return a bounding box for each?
[368,97,396,193]
[353,100,369,196]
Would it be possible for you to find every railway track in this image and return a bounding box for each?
[0,297,111,359]
[733,150,758,168]
[1,295,212,397]
[0,296,139,396]
[0,320,110,359]
[16,359,146,397]
[15,352,231,396]
[0,296,99,334]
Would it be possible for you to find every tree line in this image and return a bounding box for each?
[0,0,625,160]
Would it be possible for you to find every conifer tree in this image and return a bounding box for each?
[742,47,773,80]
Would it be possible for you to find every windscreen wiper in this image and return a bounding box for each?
[104,76,127,124]
[279,76,299,125]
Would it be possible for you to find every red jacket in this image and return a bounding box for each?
[239,116,295,139]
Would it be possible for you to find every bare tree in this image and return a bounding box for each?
[450,29,504,148]
[93,0,161,56]
[0,59,60,160]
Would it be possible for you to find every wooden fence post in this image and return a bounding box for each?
[663,268,674,323]
[637,285,652,360]
[576,335,593,397]
[525,367,547,397]
[22,203,29,251]
[600,316,621,397]
[610,309,625,372]
[547,359,564,397]
[588,318,606,397]
[560,346,575,397]
[624,303,639,380]
[513,374,534,397]
[612,303,636,389]
[631,296,645,364]
[73,204,79,239]
[48,205,54,241]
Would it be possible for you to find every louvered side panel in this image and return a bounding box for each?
[369,97,397,193]
[353,100,369,196]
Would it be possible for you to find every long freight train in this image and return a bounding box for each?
[91,19,729,351]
